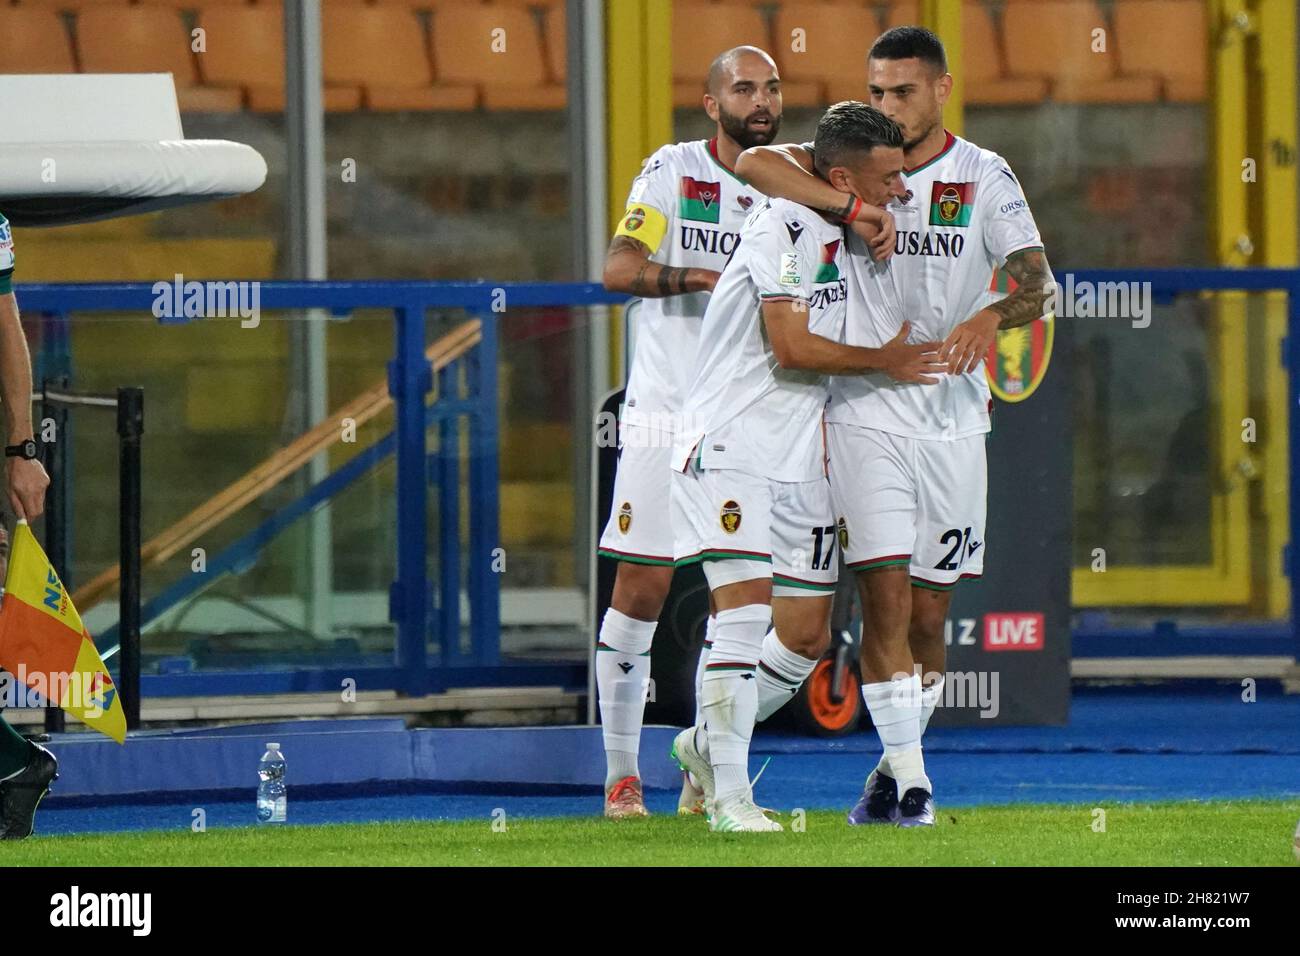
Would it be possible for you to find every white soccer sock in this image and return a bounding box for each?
[596,607,656,789]
[919,674,946,736]
[862,674,930,795]
[693,615,715,726]
[874,674,946,779]
[702,604,768,805]
[756,627,818,722]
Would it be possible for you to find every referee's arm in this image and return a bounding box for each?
[0,289,49,521]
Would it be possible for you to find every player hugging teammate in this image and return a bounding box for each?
[596,27,1052,832]
[593,46,900,821]
[738,26,1054,827]
[668,102,942,831]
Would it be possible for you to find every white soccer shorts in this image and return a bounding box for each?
[827,422,987,591]
[670,461,837,597]
[597,423,677,566]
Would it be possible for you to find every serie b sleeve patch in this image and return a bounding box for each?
[615,202,669,254]
[778,253,803,287]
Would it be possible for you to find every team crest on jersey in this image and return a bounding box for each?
[720,500,742,534]
[617,501,633,534]
[680,177,721,224]
[837,517,849,550]
[814,239,841,282]
[985,270,1054,402]
[929,182,976,227]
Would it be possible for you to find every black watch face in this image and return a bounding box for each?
[22,441,36,458]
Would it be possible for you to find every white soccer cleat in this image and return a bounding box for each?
[670,727,715,816]
[710,795,784,833]
[677,773,706,816]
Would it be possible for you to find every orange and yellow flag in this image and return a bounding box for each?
[0,521,126,743]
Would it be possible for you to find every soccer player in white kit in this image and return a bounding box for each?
[669,102,946,832]
[737,27,1055,826]
[594,47,784,819]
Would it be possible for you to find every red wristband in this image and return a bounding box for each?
[840,195,863,224]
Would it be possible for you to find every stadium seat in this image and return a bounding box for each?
[322,6,447,110]
[962,2,1049,106]
[0,8,76,74]
[134,0,257,8]
[672,3,773,107]
[197,5,363,112]
[540,0,565,85]
[432,1,564,110]
[1114,0,1206,102]
[76,6,245,112]
[772,3,881,106]
[1002,0,1161,103]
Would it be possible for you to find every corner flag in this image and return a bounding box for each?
[0,521,126,743]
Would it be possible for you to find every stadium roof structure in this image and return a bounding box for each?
[0,73,266,227]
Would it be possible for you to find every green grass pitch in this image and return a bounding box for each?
[5,800,1299,866]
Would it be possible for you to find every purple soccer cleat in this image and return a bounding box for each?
[896,787,935,828]
[846,768,899,825]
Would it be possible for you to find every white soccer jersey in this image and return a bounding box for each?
[0,213,14,295]
[826,131,1045,440]
[672,197,848,484]
[613,139,763,428]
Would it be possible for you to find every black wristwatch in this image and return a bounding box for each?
[4,439,37,460]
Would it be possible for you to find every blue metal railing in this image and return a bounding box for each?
[16,281,624,698]
[15,271,1300,693]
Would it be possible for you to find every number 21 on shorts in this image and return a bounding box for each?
[935,526,980,571]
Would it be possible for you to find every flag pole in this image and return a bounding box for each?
[117,387,143,733]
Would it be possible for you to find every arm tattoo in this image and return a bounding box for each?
[657,266,690,296]
[987,249,1052,330]
[607,235,692,297]
[631,260,650,296]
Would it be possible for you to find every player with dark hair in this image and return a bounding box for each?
[669,101,943,831]
[736,26,1054,827]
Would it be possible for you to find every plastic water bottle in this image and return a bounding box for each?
[256,743,287,823]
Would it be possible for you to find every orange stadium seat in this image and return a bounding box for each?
[541,1,566,85]
[1114,0,1206,102]
[1002,0,1160,103]
[432,1,564,110]
[773,3,881,106]
[134,0,257,8]
[17,0,170,8]
[672,3,782,108]
[76,6,244,112]
[322,6,447,110]
[961,2,1049,106]
[197,5,363,112]
[0,8,76,74]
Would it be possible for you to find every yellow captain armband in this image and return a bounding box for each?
[614,203,668,255]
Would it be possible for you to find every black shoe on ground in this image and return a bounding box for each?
[896,786,935,828]
[1,742,58,840]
